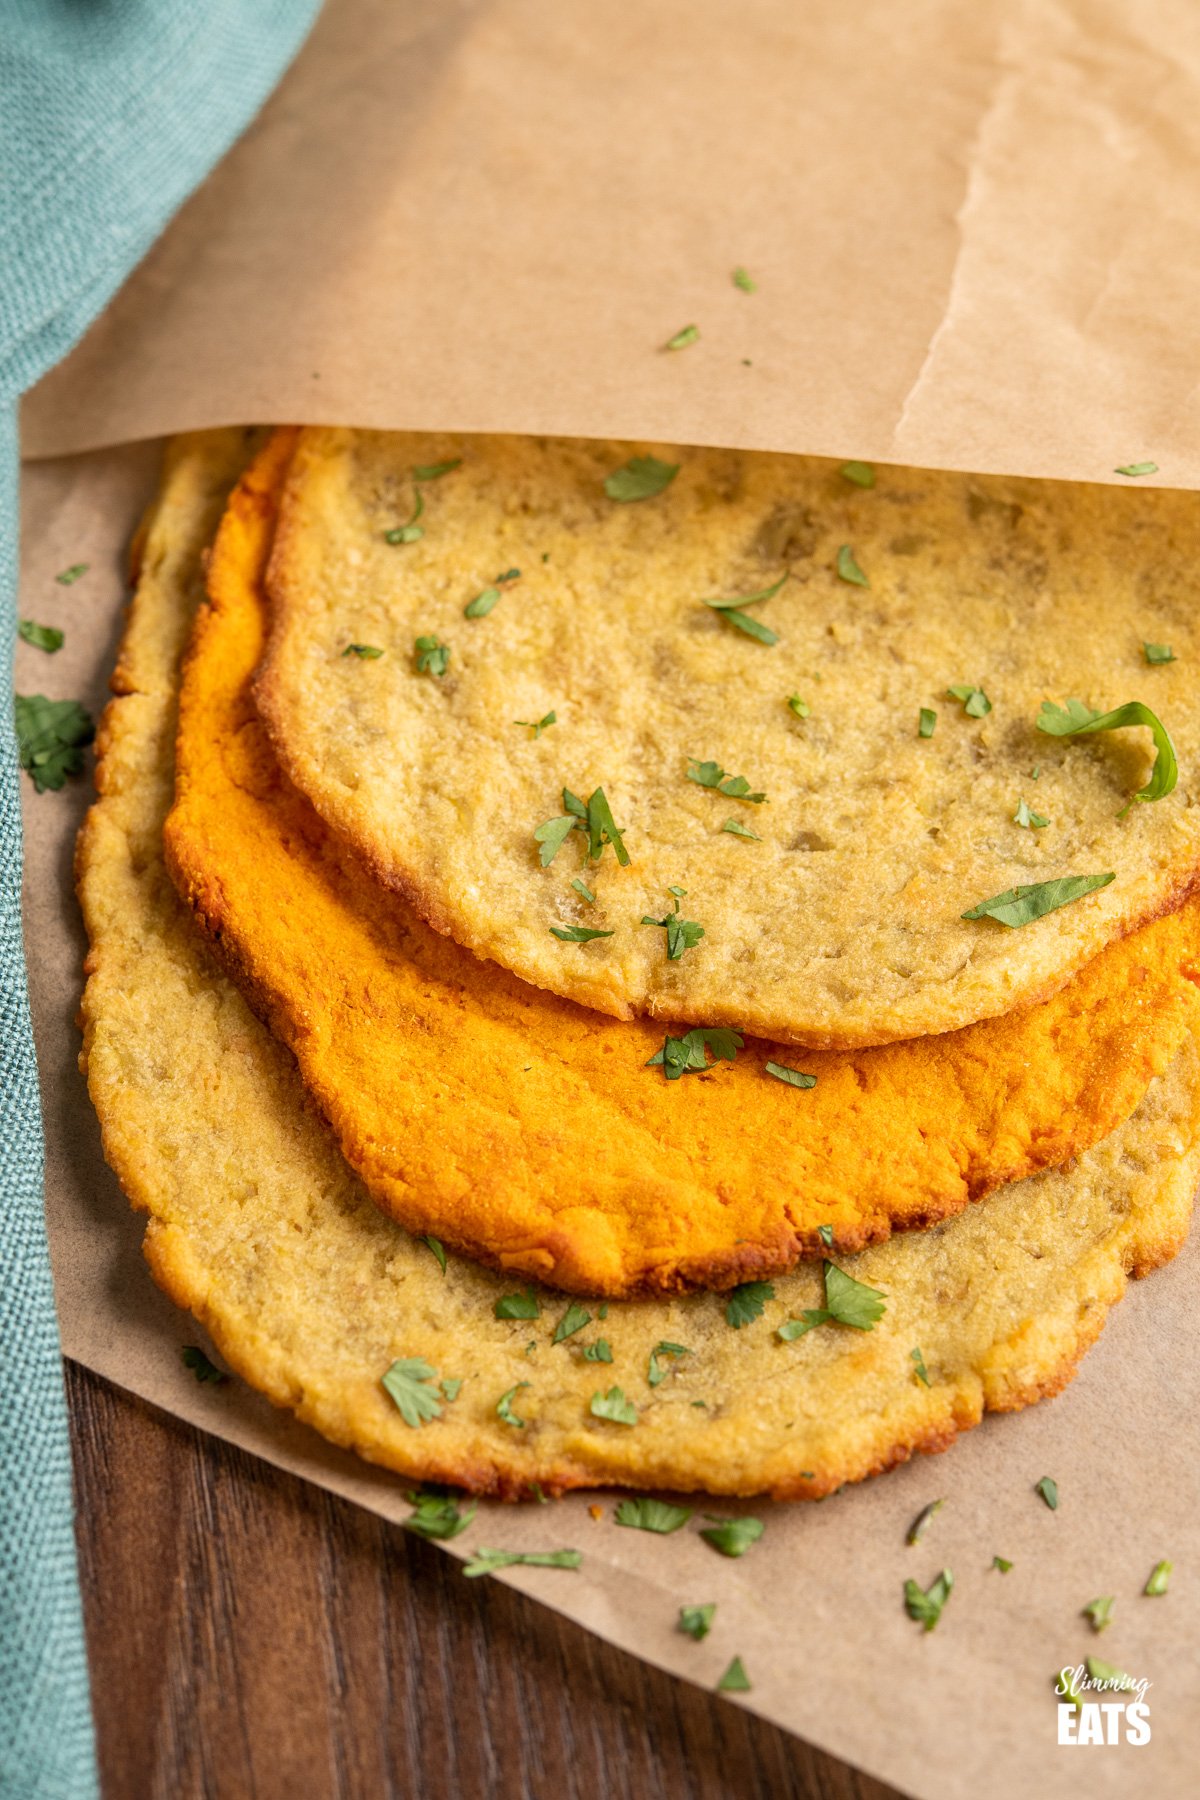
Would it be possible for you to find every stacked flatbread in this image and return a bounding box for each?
[76,426,1200,1498]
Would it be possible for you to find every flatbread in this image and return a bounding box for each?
[76,429,1200,1500]
[163,432,1200,1296]
[258,428,1200,1047]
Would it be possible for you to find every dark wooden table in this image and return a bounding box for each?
[67,1364,902,1800]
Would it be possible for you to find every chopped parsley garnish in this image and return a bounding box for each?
[552,1301,592,1344]
[665,324,700,351]
[342,642,384,658]
[732,267,757,292]
[787,693,810,718]
[403,1490,476,1540]
[496,1382,531,1428]
[411,459,462,481]
[1143,641,1175,665]
[581,1339,612,1363]
[1144,1559,1172,1596]
[679,1603,716,1640]
[1037,697,1177,805]
[441,1378,463,1401]
[418,1234,447,1274]
[571,878,596,903]
[764,1061,816,1090]
[55,563,89,585]
[835,544,869,587]
[721,818,760,840]
[725,1281,774,1329]
[465,587,500,619]
[549,924,615,943]
[717,1657,751,1693]
[414,634,449,676]
[648,1341,690,1386]
[647,1026,743,1080]
[494,1288,540,1321]
[386,490,425,544]
[841,461,876,488]
[604,455,679,503]
[1083,1595,1114,1632]
[962,873,1115,927]
[615,1498,692,1534]
[516,710,557,737]
[1114,461,1157,477]
[918,707,937,738]
[1085,1657,1136,1691]
[536,786,630,867]
[1035,1475,1059,1510]
[687,759,766,803]
[590,1386,638,1426]
[700,1515,763,1558]
[18,621,63,653]
[642,891,705,960]
[777,1260,886,1340]
[463,1547,581,1578]
[14,695,94,791]
[702,574,786,647]
[904,1568,953,1632]
[1013,797,1049,829]
[911,1346,931,1387]
[181,1346,226,1385]
[382,1358,444,1428]
[817,1224,834,1248]
[947,683,992,718]
[993,1556,1013,1574]
[907,1500,944,1546]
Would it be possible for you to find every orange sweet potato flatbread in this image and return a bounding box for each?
[163,432,1200,1297]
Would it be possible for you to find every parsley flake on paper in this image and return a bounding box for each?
[604,456,679,503]
[1144,1560,1172,1596]
[55,563,89,585]
[918,708,937,738]
[732,267,757,293]
[1144,641,1175,665]
[904,1568,953,1632]
[418,1234,447,1274]
[907,1500,944,1546]
[549,924,615,944]
[14,695,94,791]
[552,1301,592,1344]
[724,1281,775,1329]
[993,1556,1013,1574]
[1037,697,1177,806]
[414,634,449,676]
[700,1515,764,1558]
[1083,1596,1115,1632]
[764,1061,816,1090]
[679,1603,716,1640]
[181,1346,227,1386]
[911,1346,931,1387]
[494,1288,541,1321]
[342,643,384,659]
[496,1383,531,1428]
[403,1490,477,1540]
[777,1260,886,1340]
[615,1498,692,1534]
[590,1386,638,1426]
[463,1547,582,1578]
[1114,461,1157,477]
[516,710,557,737]
[961,873,1115,927]
[382,1358,445,1428]
[1035,1475,1059,1510]
[717,1657,751,1694]
[687,759,766,803]
[648,1341,691,1387]
[18,621,63,653]
[665,324,700,351]
[646,1026,743,1080]
[835,544,869,587]
[947,684,992,718]
[386,490,425,544]
[642,891,705,960]
[841,461,876,488]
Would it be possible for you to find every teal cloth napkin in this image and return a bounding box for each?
[0,6,320,1794]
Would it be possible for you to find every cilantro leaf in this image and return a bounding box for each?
[14,695,94,791]
[904,1568,953,1631]
[787,693,810,718]
[1114,461,1157,477]
[615,1497,692,1534]
[342,643,383,658]
[911,1346,931,1387]
[585,786,631,865]
[497,1383,531,1428]
[907,1500,944,1546]
[414,634,449,676]
[961,873,1115,926]
[702,575,787,628]
[1086,1657,1137,1691]
[1013,797,1049,829]
[686,759,766,803]
[641,891,705,960]
[712,607,778,645]
[549,925,615,943]
[764,1061,816,1090]
[571,878,596,903]
[535,816,577,866]
[835,544,869,587]
[604,456,679,503]
[947,683,992,718]
[679,1603,716,1640]
[463,1547,581,1577]
[1035,1475,1059,1510]
[1083,1595,1114,1632]
[181,1345,226,1385]
[918,707,937,738]
[440,1377,463,1401]
[465,586,501,618]
[382,1358,444,1428]
[418,1234,447,1274]
[55,563,88,585]
[778,1260,886,1339]
[993,1556,1013,1573]
[721,818,760,840]
[1144,641,1175,665]
[552,1301,592,1344]
[494,1288,540,1321]
[717,1656,751,1693]
[411,459,461,481]
[580,1339,612,1362]
[516,710,557,737]
[403,1490,477,1540]
[1036,698,1177,804]
[386,490,425,544]
[590,1386,638,1426]
[665,324,700,351]
[647,1026,743,1080]
[732,267,756,292]
[700,1515,764,1558]
[725,1281,775,1329]
[647,1341,690,1387]
[1144,1559,1172,1596]
[817,1224,834,1248]
[841,461,875,488]
[18,620,63,653]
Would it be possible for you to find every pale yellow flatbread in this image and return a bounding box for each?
[258,428,1200,1047]
[75,430,1200,1499]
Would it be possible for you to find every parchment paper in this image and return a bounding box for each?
[21,0,1200,489]
[18,447,1200,1800]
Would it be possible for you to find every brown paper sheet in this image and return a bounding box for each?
[19,445,1200,1799]
[21,0,1200,489]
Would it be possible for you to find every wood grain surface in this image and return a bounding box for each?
[66,1363,902,1800]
